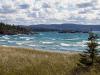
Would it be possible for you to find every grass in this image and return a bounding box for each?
[0,46,99,75]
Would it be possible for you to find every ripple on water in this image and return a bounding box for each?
[0,32,91,52]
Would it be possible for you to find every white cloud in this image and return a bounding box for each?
[0,0,100,25]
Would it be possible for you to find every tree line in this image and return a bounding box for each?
[0,22,32,35]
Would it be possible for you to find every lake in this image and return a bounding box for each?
[0,32,99,52]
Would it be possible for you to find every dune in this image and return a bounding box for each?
[0,46,99,75]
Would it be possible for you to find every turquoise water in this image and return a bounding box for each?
[0,32,99,52]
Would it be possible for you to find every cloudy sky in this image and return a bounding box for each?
[0,0,100,25]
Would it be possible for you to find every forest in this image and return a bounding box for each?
[0,22,32,35]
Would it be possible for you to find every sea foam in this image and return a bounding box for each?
[42,41,54,44]
[60,43,71,46]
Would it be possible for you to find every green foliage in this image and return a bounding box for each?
[79,32,100,67]
[0,22,31,35]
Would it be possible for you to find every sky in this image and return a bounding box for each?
[0,0,100,25]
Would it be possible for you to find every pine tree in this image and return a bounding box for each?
[79,32,99,68]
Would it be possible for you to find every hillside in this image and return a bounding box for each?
[1,23,100,34]
[29,24,100,32]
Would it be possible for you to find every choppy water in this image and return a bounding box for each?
[0,32,100,52]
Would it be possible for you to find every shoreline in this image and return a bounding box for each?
[0,45,80,54]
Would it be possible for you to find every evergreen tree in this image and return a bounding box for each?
[79,32,100,68]
[0,22,32,35]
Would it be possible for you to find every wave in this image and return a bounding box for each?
[76,41,87,47]
[2,45,7,47]
[20,37,29,39]
[0,40,5,41]
[19,37,33,41]
[39,33,44,35]
[42,41,54,44]
[60,43,71,46]
[60,43,86,47]
[16,43,23,45]
[8,41,15,43]
[52,39,56,40]
[26,38,31,41]
[2,36,10,40]
[0,32,93,51]
[81,40,88,43]
[29,45,36,47]
[16,41,33,45]
[66,38,80,40]
[73,44,86,47]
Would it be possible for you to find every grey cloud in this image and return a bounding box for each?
[18,4,30,9]
[77,0,98,14]
[16,18,25,21]
[0,16,6,20]
[42,3,51,8]
[28,12,38,18]
[33,8,40,11]
[78,8,93,14]
[0,5,16,14]
[77,2,94,8]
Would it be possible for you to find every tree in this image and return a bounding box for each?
[79,32,100,68]
[0,22,32,35]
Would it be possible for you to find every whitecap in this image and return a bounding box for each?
[52,39,56,40]
[20,37,28,39]
[8,41,15,43]
[2,36,10,40]
[39,33,44,35]
[66,38,80,40]
[29,45,36,47]
[19,37,32,41]
[60,43,71,46]
[0,40,5,41]
[75,41,88,46]
[73,41,87,47]
[12,35,18,36]
[2,45,7,47]
[60,42,86,47]
[22,41,32,43]
[81,40,88,44]
[26,38,30,41]
[73,44,86,47]
[16,41,33,45]
[16,43,23,45]
[42,41,54,44]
